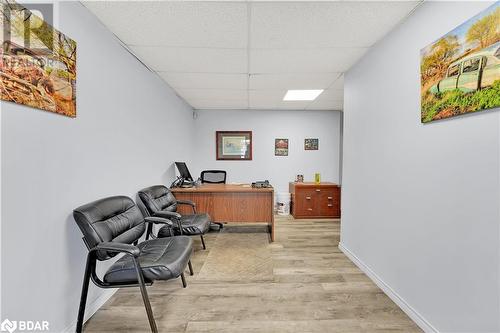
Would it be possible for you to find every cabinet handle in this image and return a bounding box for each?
[315,189,321,192]
[328,204,333,207]
[307,208,313,211]
[306,196,311,200]
[327,197,333,200]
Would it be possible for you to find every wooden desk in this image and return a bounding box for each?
[171,184,275,241]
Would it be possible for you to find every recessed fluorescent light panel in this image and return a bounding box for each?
[283,89,324,101]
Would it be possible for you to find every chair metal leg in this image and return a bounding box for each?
[133,257,158,333]
[76,254,93,333]
[200,235,206,250]
[176,219,184,235]
[181,273,187,288]
[188,260,194,276]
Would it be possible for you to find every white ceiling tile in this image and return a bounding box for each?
[328,74,344,90]
[83,1,422,111]
[130,46,247,73]
[249,101,277,109]
[249,89,287,99]
[316,89,344,101]
[250,1,420,48]
[83,1,248,48]
[249,73,340,90]
[277,101,310,110]
[190,99,248,110]
[307,99,344,111]
[250,48,368,74]
[159,73,248,90]
[249,89,286,109]
[178,89,247,101]
[248,89,312,110]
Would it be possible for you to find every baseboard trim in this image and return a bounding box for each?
[62,289,117,333]
[338,242,439,333]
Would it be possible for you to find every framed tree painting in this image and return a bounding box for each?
[216,131,252,160]
[0,0,77,117]
[420,2,500,123]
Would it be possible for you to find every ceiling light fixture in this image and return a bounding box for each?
[283,89,324,101]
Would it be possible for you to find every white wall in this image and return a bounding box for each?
[192,109,342,193]
[1,2,194,331]
[341,1,499,332]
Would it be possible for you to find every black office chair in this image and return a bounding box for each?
[199,171,226,229]
[138,185,211,249]
[73,196,194,333]
[200,170,227,184]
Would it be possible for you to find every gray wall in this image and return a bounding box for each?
[341,1,499,332]
[192,109,342,193]
[1,2,194,331]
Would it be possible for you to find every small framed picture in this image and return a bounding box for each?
[216,131,252,160]
[275,138,289,156]
[304,138,319,150]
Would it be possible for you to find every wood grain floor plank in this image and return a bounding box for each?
[83,217,421,332]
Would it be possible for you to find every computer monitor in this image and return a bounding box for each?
[175,162,194,182]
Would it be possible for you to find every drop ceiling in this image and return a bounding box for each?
[82,1,421,111]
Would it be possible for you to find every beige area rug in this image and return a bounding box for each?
[196,232,274,282]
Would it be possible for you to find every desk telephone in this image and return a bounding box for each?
[252,180,272,188]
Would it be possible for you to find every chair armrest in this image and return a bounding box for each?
[153,211,184,235]
[154,211,182,220]
[144,216,173,226]
[177,200,195,207]
[144,217,174,239]
[92,242,140,258]
[176,200,197,213]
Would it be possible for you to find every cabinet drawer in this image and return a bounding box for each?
[319,191,338,204]
[320,202,340,217]
[295,188,317,198]
[319,190,340,217]
[294,191,316,216]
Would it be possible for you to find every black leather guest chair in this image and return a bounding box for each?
[138,185,211,249]
[200,170,227,184]
[73,196,194,333]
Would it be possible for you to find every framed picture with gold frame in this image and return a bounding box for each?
[216,131,252,160]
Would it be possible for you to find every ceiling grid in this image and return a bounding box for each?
[83,1,422,111]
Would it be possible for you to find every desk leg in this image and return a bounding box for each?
[270,194,275,242]
[271,214,275,242]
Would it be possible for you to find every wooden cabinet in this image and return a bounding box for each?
[289,182,341,219]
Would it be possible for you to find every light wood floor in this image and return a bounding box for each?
[84,217,422,332]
